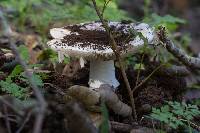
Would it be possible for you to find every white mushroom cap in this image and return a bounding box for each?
[47,21,155,60]
[50,28,71,39]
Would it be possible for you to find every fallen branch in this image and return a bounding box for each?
[157,26,200,70]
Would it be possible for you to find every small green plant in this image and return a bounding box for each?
[149,101,200,130]
[0,64,44,99]
[0,45,44,99]
[39,48,70,68]
[144,13,186,32]
[0,80,27,99]
[100,103,109,133]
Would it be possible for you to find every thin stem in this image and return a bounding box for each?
[135,53,145,86]
[179,118,200,131]
[91,0,137,121]
[101,0,111,17]
[16,111,33,133]
[132,64,164,93]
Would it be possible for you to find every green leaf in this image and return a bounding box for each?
[150,101,200,130]
[134,63,145,70]
[31,73,44,87]
[145,13,186,31]
[6,65,23,83]
[161,105,170,112]
[0,81,27,99]
[169,122,178,129]
[20,73,44,87]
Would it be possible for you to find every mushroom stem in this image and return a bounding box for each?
[89,60,119,89]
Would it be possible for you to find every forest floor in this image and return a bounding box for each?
[0,0,200,133]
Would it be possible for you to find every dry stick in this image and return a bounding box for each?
[91,0,137,121]
[0,11,47,133]
[1,116,18,123]
[110,121,133,132]
[3,105,12,133]
[164,39,200,69]
[16,111,33,133]
[179,118,200,131]
[0,96,24,117]
[158,27,200,70]
[9,29,47,133]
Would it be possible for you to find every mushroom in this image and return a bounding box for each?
[47,21,155,89]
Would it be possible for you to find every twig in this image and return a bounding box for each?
[0,96,24,117]
[44,83,65,95]
[0,116,18,123]
[3,104,12,133]
[16,111,33,133]
[0,10,47,133]
[101,0,111,17]
[135,53,145,86]
[157,26,200,70]
[149,63,190,77]
[91,0,137,121]
[110,121,134,132]
[9,24,46,133]
[134,32,149,87]
[132,64,164,93]
[179,118,200,131]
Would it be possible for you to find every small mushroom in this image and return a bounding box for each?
[47,21,155,89]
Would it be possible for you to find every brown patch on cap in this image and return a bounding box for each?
[61,23,135,51]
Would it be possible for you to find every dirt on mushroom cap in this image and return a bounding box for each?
[48,22,155,60]
[60,22,135,51]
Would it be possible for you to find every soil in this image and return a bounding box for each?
[37,60,185,133]
[0,49,6,68]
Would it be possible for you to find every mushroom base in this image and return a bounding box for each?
[89,60,119,89]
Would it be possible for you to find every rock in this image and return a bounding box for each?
[138,104,152,113]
